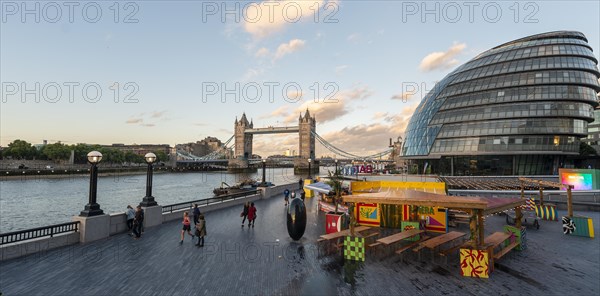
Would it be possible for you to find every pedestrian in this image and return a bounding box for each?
[284,188,290,206]
[247,202,257,228]
[132,205,144,239]
[241,202,250,227]
[300,190,306,201]
[290,191,296,200]
[299,178,303,190]
[180,212,194,244]
[126,205,135,233]
[193,204,200,225]
[195,214,207,247]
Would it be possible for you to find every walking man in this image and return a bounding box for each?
[132,205,144,239]
[195,214,207,247]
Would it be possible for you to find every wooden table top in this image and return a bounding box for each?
[485,232,512,248]
[418,231,466,249]
[319,226,370,240]
[376,229,424,245]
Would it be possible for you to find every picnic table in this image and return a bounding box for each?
[413,231,466,252]
[485,232,512,248]
[376,229,424,245]
[318,226,370,241]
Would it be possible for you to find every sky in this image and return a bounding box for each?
[1,0,599,158]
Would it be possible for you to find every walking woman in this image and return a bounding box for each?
[180,212,194,244]
[241,202,250,227]
[195,214,207,247]
[247,202,257,228]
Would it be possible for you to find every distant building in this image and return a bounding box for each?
[178,137,224,157]
[101,143,171,156]
[582,107,600,154]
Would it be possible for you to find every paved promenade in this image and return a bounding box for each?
[1,190,599,295]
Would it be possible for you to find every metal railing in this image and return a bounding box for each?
[162,189,260,213]
[0,221,80,246]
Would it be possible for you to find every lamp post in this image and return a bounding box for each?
[262,159,266,185]
[140,152,158,207]
[334,159,338,176]
[308,158,312,180]
[80,151,104,216]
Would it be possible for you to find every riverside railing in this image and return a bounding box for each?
[0,221,80,246]
[162,189,260,213]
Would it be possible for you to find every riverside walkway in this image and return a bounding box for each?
[1,191,599,295]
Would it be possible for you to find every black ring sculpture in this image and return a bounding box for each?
[287,196,307,240]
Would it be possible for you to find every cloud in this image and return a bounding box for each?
[151,110,167,118]
[126,118,143,124]
[275,39,306,60]
[390,92,414,102]
[255,47,270,58]
[243,0,327,38]
[141,124,155,127]
[347,33,360,43]
[335,65,349,75]
[278,85,373,124]
[419,43,466,72]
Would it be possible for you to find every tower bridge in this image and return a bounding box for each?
[175,110,395,172]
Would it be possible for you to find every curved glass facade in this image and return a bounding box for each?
[401,31,600,175]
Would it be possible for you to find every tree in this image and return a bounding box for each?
[153,150,168,163]
[2,139,38,159]
[325,170,343,214]
[72,143,95,164]
[580,142,598,156]
[41,143,71,161]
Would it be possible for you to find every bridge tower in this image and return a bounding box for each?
[234,113,253,159]
[295,109,319,175]
[298,109,315,160]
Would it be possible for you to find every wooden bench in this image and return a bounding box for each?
[413,231,466,252]
[376,229,424,246]
[395,235,430,254]
[484,231,520,260]
[368,242,382,248]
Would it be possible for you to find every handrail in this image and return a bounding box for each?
[161,189,260,213]
[0,221,80,246]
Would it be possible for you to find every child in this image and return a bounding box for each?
[180,212,194,244]
[247,202,257,228]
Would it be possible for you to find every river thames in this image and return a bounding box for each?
[0,167,322,233]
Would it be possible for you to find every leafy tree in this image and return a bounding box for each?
[42,143,71,161]
[325,170,343,214]
[72,143,95,164]
[153,150,168,162]
[2,139,38,159]
[580,142,598,156]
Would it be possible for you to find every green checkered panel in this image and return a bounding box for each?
[344,236,365,261]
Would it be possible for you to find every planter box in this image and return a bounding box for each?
[460,248,490,278]
[326,212,345,234]
[563,216,595,238]
[344,236,365,261]
[503,225,526,251]
[535,204,558,221]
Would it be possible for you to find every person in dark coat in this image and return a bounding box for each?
[283,188,290,206]
[195,214,207,247]
[132,205,144,239]
[299,178,303,190]
[247,202,257,228]
[241,202,250,227]
[193,204,200,225]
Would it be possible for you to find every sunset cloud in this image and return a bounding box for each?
[275,39,306,60]
[419,43,466,72]
[243,0,328,38]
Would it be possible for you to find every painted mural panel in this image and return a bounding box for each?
[356,203,380,226]
[418,206,448,233]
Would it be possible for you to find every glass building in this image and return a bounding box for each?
[401,31,600,175]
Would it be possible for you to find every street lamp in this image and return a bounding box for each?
[261,159,266,185]
[80,151,104,216]
[334,159,338,176]
[140,152,158,207]
[308,158,312,180]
